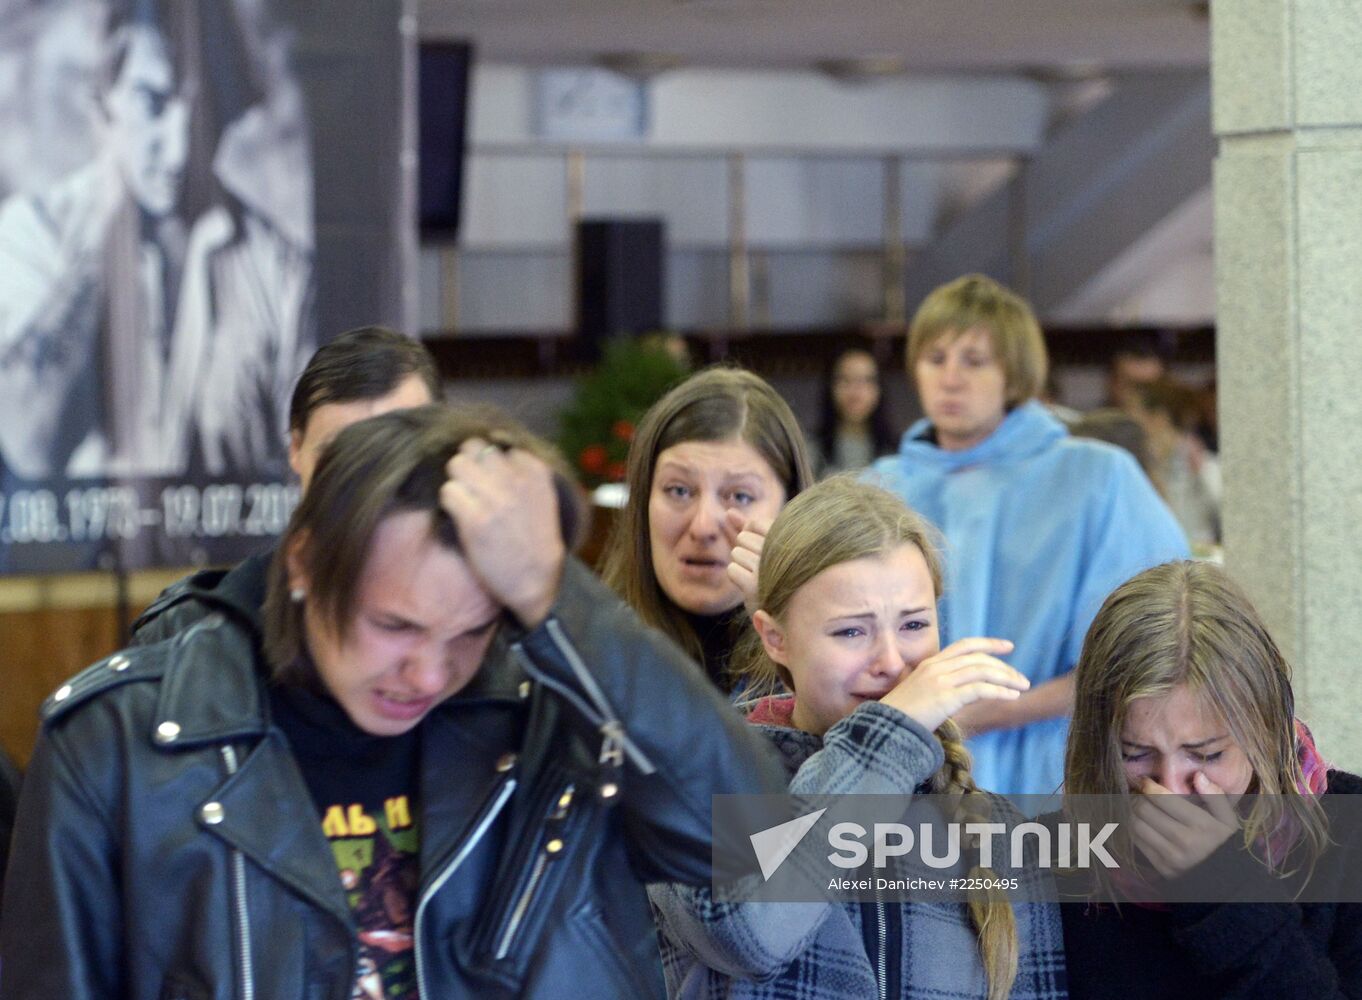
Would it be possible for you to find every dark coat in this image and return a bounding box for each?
[1059,769,1362,1000]
[0,557,788,999]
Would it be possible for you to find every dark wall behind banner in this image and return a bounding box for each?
[0,0,412,574]
[290,0,413,338]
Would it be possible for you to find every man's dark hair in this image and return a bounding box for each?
[287,327,441,434]
[1110,330,1171,366]
[104,2,188,90]
[264,405,585,683]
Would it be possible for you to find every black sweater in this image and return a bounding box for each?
[1061,769,1362,1000]
[683,608,744,692]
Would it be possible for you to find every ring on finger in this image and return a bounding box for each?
[475,443,500,463]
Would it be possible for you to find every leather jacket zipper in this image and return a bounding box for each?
[495,850,549,959]
[415,775,517,998]
[219,745,255,1000]
[493,781,576,960]
[513,621,657,775]
[876,899,887,1000]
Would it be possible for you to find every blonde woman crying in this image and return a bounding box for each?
[1055,560,1361,1000]
[649,477,1067,1000]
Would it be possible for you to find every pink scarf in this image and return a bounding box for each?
[1294,718,1331,795]
[1260,719,1329,868]
[745,694,797,728]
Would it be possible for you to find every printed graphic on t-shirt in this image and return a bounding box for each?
[323,795,420,1000]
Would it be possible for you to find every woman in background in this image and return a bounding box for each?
[1060,560,1360,999]
[1128,380,1222,548]
[869,273,1188,796]
[809,346,898,476]
[601,366,813,690]
[650,477,1067,1000]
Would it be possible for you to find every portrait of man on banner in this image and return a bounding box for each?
[0,0,316,486]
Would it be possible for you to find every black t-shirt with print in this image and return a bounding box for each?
[270,679,421,1000]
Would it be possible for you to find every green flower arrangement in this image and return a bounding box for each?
[558,338,689,489]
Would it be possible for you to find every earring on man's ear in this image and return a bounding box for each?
[290,587,306,604]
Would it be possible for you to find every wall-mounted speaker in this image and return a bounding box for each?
[576,218,666,352]
[419,41,473,240]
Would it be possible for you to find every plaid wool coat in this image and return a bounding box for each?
[650,701,1069,999]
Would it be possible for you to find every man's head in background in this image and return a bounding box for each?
[1107,332,1167,413]
[287,326,441,490]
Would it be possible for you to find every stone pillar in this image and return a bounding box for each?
[1213,0,1362,769]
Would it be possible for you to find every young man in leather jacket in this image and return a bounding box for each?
[0,405,788,999]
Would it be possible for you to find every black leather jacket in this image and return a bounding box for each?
[0,556,786,999]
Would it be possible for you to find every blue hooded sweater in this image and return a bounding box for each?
[866,401,1189,796]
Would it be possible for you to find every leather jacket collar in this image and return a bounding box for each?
[148,596,530,753]
[151,614,268,747]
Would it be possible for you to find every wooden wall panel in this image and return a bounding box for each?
[0,606,130,768]
[0,568,185,770]
[0,509,621,771]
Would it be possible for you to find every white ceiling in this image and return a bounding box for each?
[418,0,1211,74]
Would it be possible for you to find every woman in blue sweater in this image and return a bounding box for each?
[868,274,1188,795]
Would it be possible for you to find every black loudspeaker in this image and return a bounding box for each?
[419,41,473,239]
[577,219,666,350]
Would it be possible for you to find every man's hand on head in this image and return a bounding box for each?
[440,437,566,629]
